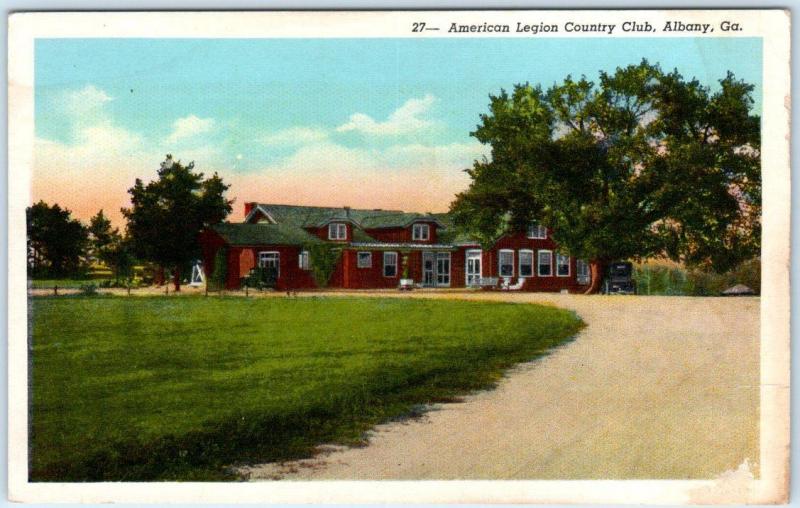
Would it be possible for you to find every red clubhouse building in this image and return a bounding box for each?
[200,202,592,292]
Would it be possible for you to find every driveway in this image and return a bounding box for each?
[242,293,759,480]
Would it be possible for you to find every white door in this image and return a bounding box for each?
[436,252,451,287]
[466,250,482,286]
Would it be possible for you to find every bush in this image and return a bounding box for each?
[79,284,99,296]
[634,258,760,296]
[208,249,227,291]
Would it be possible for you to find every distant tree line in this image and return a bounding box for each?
[27,155,233,291]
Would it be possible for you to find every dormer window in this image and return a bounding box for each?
[526,223,547,239]
[328,223,347,240]
[412,223,430,241]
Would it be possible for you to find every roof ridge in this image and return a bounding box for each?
[257,203,406,214]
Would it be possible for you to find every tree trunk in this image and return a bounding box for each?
[584,259,606,294]
[173,267,181,292]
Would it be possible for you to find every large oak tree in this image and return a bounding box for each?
[123,155,233,291]
[450,60,760,293]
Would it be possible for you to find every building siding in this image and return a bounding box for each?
[200,211,591,292]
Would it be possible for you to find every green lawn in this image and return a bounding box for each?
[29,295,583,481]
[29,278,112,289]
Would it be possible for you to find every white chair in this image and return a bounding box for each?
[501,278,525,291]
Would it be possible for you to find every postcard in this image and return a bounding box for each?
[7,9,790,504]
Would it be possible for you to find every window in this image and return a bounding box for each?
[298,250,310,270]
[258,251,280,276]
[357,251,372,268]
[576,259,591,285]
[328,223,347,240]
[412,223,430,241]
[498,250,514,277]
[383,252,398,277]
[538,250,552,276]
[556,253,570,277]
[519,250,534,277]
[526,223,547,239]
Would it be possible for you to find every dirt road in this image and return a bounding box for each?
[242,293,759,480]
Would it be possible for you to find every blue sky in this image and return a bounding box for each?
[33,37,762,223]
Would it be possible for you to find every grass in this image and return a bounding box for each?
[29,295,583,481]
[29,278,112,289]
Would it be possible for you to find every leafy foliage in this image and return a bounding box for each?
[122,155,233,290]
[634,258,760,296]
[209,247,228,291]
[27,201,89,276]
[305,243,342,288]
[88,210,135,282]
[450,60,761,282]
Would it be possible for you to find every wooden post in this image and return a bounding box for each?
[165,283,169,295]
[54,285,58,296]
[245,283,249,297]
[127,284,131,296]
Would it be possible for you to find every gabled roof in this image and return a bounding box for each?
[210,223,323,246]
[359,212,446,229]
[247,203,446,230]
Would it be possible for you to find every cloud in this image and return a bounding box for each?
[63,85,114,118]
[166,115,215,144]
[229,139,489,215]
[261,127,329,148]
[336,94,440,136]
[33,85,484,226]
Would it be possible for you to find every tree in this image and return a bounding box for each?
[450,60,760,293]
[122,155,233,291]
[27,201,89,277]
[88,210,136,282]
[88,209,119,264]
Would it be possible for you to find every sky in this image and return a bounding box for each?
[33,37,762,225]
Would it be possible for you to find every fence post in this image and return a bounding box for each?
[54,285,58,296]
[245,283,249,297]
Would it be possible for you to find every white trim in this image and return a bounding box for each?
[576,259,591,285]
[465,249,482,286]
[350,242,454,249]
[383,251,398,278]
[257,250,280,277]
[498,249,514,278]
[435,251,451,287]
[245,205,278,224]
[526,223,547,239]
[556,253,570,277]
[412,223,430,241]
[518,249,534,278]
[357,251,372,269]
[298,250,310,270]
[328,222,347,240]
[537,249,553,277]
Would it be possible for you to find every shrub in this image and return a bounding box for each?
[305,243,342,288]
[635,258,760,296]
[208,248,227,291]
[79,284,99,296]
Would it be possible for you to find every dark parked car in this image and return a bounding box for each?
[603,262,637,295]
